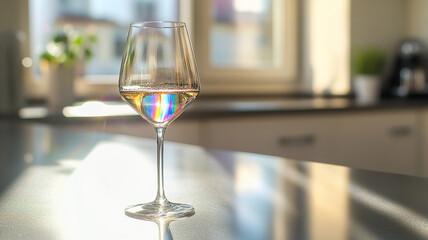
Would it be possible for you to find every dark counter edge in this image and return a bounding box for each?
[4,97,428,124]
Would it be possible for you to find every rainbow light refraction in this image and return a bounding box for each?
[142,93,182,123]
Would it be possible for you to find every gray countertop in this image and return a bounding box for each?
[1,121,428,239]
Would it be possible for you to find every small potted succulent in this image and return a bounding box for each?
[40,31,97,112]
[353,47,386,104]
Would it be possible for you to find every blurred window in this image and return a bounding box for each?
[195,0,297,86]
[211,0,273,68]
[27,0,296,96]
[29,0,179,76]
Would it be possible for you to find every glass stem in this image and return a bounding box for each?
[155,127,167,204]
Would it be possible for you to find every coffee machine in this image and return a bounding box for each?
[387,40,428,98]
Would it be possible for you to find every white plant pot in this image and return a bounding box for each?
[45,64,76,113]
[353,75,381,104]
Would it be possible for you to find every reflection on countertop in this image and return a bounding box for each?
[1,121,428,239]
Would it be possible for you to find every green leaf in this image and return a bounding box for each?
[53,33,68,44]
[73,35,84,45]
[89,35,98,43]
[39,30,97,67]
[353,48,386,75]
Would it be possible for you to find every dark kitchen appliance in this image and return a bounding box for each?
[387,40,428,98]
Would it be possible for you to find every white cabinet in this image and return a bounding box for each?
[60,108,423,177]
[322,111,418,175]
[203,110,419,176]
[202,114,328,162]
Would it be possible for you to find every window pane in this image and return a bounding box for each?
[210,0,273,68]
[29,0,179,75]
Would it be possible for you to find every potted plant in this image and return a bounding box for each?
[40,31,97,112]
[353,47,386,104]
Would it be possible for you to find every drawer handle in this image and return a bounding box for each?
[389,126,412,137]
[278,135,316,147]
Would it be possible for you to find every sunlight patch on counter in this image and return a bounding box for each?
[63,101,138,117]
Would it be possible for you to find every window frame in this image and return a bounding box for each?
[194,0,298,94]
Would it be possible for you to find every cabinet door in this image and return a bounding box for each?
[203,114,329,162]
[324,111,418,176]
[203,110,418,176]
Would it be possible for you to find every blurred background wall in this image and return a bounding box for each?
[1,0,428,99]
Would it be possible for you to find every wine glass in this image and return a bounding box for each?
[119,21,200,220]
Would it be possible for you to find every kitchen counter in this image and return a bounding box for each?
[0,121,428,239]
[12,97,428,179]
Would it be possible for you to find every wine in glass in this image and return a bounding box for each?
[119,21,200,220]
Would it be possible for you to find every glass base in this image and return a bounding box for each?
[125,200,195,221]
